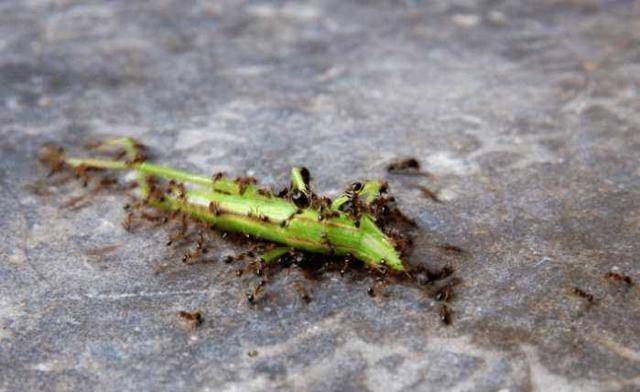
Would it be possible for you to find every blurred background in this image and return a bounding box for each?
[1,1,639,391]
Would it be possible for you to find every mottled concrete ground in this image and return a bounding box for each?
[1,0,639,391]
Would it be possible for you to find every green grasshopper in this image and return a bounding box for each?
[42,138,407,272]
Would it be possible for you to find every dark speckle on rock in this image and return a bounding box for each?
[1,0,639,391]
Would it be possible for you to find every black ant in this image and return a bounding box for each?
[235,176,257,195]
[299,167,311,186]
[174,182,187,201]
[293,283,312,304]
[246,280,266,305]
[439,304,452,325]
[182,234,207,264]
[311,196,332,210]
[95,175,118,190]
[256,188,272,197]
[387,157,430,176]
[208,201,222,216]
[178,213,189,237]
[123,212,134,232]
[418,186,440,203]
[350,182,363,192]
[211,172,224,182]
[73,164,91,187]
[438,244,465,254]
[605,272,633,286]
[291,190,310,208]
[253,260,265,277]
[411,266,454,286]
[277,250,305,268]
[282,209,303,227]
[195,232,206,252]
[38,144,65,176]
[177,310,203,329]
[338,192,363,224]
[572,287,595,304]
[259,215,270,223]
[340,254,354,277]
[369,197,391,223]
[434,283,454,302]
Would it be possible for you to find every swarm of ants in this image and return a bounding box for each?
[40,143,465,326]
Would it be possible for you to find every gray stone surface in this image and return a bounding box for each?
[1,0,639,391]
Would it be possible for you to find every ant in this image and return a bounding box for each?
[140,211,161,223]
[434,283,454,302]
[439,304,452,325]
[338,192,363,226]
[340,254,354,277]
[252,259,266,277]
[299,167,311,186]
[438,244,465,254]
[277,250,305,268]
[276,187,289,198]
[182,233,208,263]
[367,268,391,298]
[96,175,118,190]
[311,196,332,210]
[281,209,303,227]
[177,310,203,329]
[367,287,375,297]
[259,215,270,223]
[293,283,312,304]
[370,196,391,220]
[165,213,189,244]
[572,287,595,304]
[168,181,186,201]
[73,164,91,187]
[418,186,440,203]
[123,211,135,232]
[195,232,207,252]
[313,197,338,221]
[429,276,459,324]
[235,176,257,195]
[211,172,224,182]
[39,144,65,176]
[291,190,310,208]
[387,158,420,172]
[208,201,222,216]
[605,272,633,287]
[411,266,454,286]
[246,279,266,305]
[256,188,272,197]
[386,157,431,177]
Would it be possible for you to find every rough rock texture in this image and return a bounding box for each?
[1,1,639,391]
